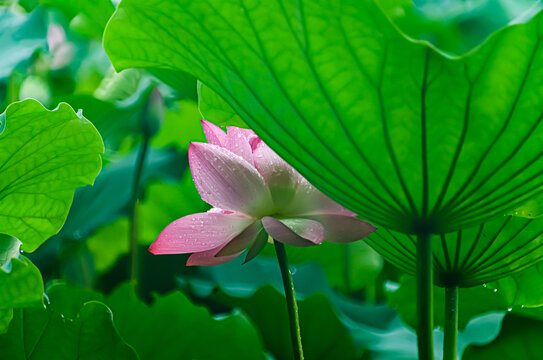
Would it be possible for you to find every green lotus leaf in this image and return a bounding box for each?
[183,262,359,359]
[197,82,248,128]
[463,314,543,360]
[0,285,138,360]
[184,256,503,359]
[0,255,44,309]
[0,99,104,252]
[507,262,543,307]
[0,308,13,334]
[221,286,359,360]
[0,99,103,331]
[106,283,265,360]
[0,235,43,334]
[366,215,543,286]
[105,0,543,235]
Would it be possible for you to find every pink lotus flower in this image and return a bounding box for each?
[149,120,376,265]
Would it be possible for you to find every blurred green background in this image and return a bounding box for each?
[1,0,543,359]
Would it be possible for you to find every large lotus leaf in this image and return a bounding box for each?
[0,99,103,252]
[0,285,138,360]
[463,314,543,360]
[219,285,360,360]
[105,0,543,235]
[147,68,198,100]
[0,309,13,334]
[0,99,103,332]
[197,82,248,128]
[184,260,359,359]
[0,234,21,268]
[37,282,265,359]
[182,257,503,359]
[0,238,43,309]
[507,262,543,307]
[366,215,543,286]
[106,283,265,360]
[0,235,43,334]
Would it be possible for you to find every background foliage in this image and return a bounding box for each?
[1,0,543,359]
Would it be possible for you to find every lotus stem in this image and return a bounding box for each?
[444,286,458,360]
[342,244,352,295]
[129,134,150,292]
[417,231,434,360]
[274,240,304,360]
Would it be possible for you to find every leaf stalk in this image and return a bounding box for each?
[417,231,434,360]
[129,133,150,292]
[444,285,458,360]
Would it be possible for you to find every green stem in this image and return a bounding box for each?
[444,286,458,360]
[129,134,150,291]
[342,243,352,295]
[274,240,304,360]
[417,232,434,360]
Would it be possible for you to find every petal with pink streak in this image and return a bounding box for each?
[284,178,356,216]
[187,245,242,266]
[304,214,376,243]
[225,127,256,165]
[262,217,324,247]
[189,142,273,215]
[149,211,254,254]
[201,119,226,146]
[252,138,300,209]
[217,220,263,256]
